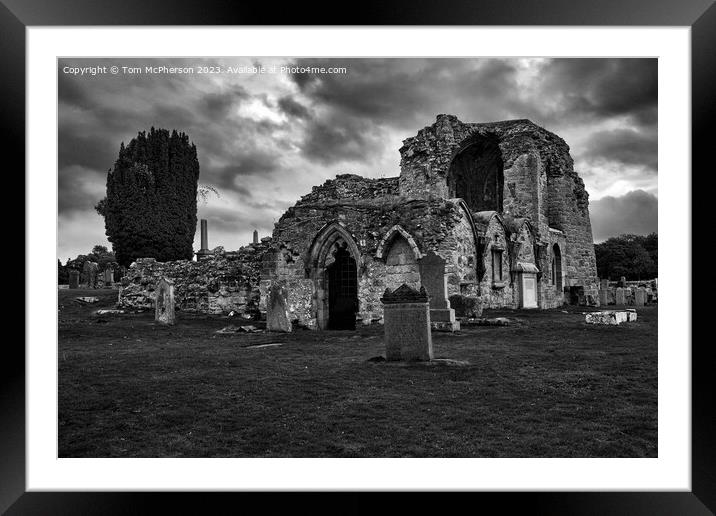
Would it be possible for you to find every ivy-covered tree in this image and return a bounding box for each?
[95,128,200,266]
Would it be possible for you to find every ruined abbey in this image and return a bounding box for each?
[119,114,599,329]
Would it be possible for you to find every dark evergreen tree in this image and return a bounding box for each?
[95,128,200,266]
[595,233,658,280]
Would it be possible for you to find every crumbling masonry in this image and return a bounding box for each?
[120,115,599,327]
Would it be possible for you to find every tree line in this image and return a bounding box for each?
[594,233,657,281]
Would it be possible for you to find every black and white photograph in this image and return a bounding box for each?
[55,56,660,459]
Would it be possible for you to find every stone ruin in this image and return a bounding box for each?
[118,115,601,329]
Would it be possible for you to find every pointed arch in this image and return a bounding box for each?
[305,221,362,330]
[306,221,362,275]
[375,225,422,261]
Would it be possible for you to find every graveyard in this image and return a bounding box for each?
[58,287,657,458]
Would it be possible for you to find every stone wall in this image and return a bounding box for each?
[118,241,270,316]
[266,174,479,326]
[398,114,597,289]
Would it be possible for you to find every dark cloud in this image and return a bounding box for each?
[202,86,249,118]
[301,114,388,165]
[58,57,657,259]
[589,190,658,242]
[539,59,657,127]
[579,128,658,171]
[58,130,117,171]
[277,96,312,120]
[209,150,281,189]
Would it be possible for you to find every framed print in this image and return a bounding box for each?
[4,0,714,513]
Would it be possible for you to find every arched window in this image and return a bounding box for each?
[447,134,504,213]
[552,244,563,291]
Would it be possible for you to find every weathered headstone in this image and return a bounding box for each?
[619,276,627,288]
[615,287,625,305]
[381,284,432,361]
[253,229,259,244]
[83,261,99,289]
[104,268,114,287]
[600,278,609,290]
[598,289,609,306]
[68,269,79,289]
[418,251,459,331]
[634,287,646,307]
[267,282,292,332]
[155,278,176,325]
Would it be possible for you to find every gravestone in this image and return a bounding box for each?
[600,278,609,290]
[381,284,432,361]
[619,276,627,288]
[598,289,609,306]
[267,282,292,332]
[155,278,176,325]
[418,251,459,331]
[634,287,646,307]
[68,270,79,289]
[83,261,99,289]
[104,268,114,287]
[615,287,625,305]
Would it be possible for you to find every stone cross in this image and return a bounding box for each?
[380,284,433,361]
[155,278,176,325]
[266,281,292,332]
[68,269,79,289]
[418,251,459,331]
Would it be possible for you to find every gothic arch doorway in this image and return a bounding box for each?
[306,222,362,330]
[327,244,358,330]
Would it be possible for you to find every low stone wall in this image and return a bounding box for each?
[118,242,269,316]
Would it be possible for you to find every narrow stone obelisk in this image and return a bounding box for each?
[253,229,259,244]
[197,219,211,259]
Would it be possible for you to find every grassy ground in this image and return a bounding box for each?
[58,288,657,457]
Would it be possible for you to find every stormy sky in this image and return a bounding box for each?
[58,57,657,261]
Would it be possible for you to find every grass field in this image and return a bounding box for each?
[58,288,657,457]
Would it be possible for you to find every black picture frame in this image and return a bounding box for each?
[4,1,713,513]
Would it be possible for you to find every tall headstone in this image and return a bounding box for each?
[267,282,292,332]
[418,251,459,331]
[253,230,259,244]
[599,288,609,306]
[600,278,609,290]
[104,268,114,287]
[68,269,79,289]
[155,278,176,325]
[615,287,625,305]
[634,287,646,307]
[381,284,432,361]
[83,261,99,289]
